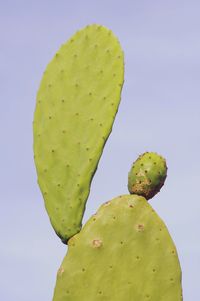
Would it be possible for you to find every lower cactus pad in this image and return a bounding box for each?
[53,195,182,301]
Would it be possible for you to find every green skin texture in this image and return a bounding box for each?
[33,24,124,243]
[53,195,182,301]
[128,152,167,200]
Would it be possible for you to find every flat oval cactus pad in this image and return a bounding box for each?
[53,195,182,301]
[33,24,124,243]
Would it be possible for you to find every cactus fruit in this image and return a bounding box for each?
[53,195,182,301]
[33,24,124,243]
[128,152,167,199]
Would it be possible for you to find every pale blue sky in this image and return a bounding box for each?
[1,1,200,300]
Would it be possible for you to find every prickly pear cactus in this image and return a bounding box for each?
[128,152,167,199]
[33,24,124,243]
[33,24,183,301]
[53,195,182,301]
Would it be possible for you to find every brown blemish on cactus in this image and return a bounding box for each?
[131,176,151,195]
[58,267,64,276]
[137,224,144,232]
[68,237,75,247]
[92,239,102,248]
[104,201,111,206]
[137,169,146,177]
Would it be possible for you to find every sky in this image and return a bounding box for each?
[1,1,200,300]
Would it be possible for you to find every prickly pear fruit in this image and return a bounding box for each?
[128,152,167,199]
[53,195,182,301]
[33,24,124,243]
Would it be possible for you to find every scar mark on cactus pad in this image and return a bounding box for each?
[58,267,64,276]
[132,175,151,194]
[92,239,102,248]
[137,224,144,232]
[137,169,146,177]
[104,201,111,206]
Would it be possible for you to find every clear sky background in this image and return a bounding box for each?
[1,1,200,300]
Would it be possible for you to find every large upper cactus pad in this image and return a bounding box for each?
[33,25,124,243]
[53,195,182,301]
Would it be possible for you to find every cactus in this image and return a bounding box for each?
[33,24,183,300]
[53,194,182,301]
[128,152,167,199]
[33,24,124,243]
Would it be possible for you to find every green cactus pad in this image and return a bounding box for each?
[128,152,167,199]
[53,195,182,301]
[33,24,124,243]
